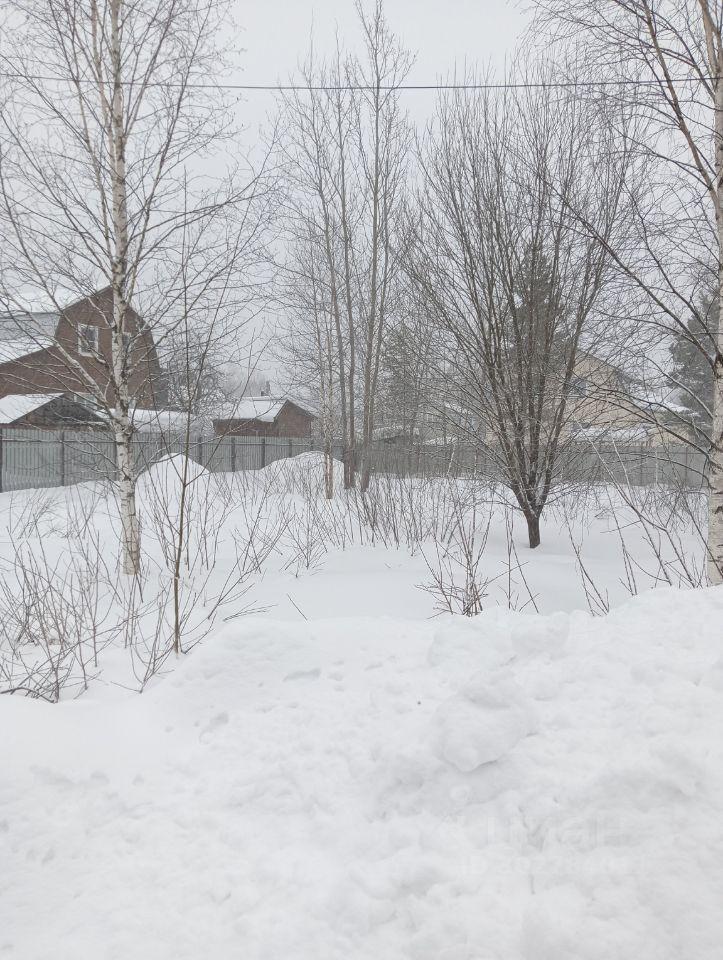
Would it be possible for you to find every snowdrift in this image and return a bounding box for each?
[2,586,723,958]
[260,450,344,496]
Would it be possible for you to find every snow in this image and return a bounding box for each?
[2,590,723,958]
[0,455,722,958]
[435,672,531,771]
[215,395,313,423]
[104,407,214,434]
[0,392,62,424]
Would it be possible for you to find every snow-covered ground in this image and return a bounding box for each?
[1,456,721,958]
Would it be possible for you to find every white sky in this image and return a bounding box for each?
[221,0,527,388]
[229,0,527,145]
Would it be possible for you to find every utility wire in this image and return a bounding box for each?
[0,70,717,92]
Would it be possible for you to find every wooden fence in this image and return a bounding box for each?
[0,427,709,494]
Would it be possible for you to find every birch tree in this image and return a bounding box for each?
[532,0,723,580]
[0,0,269,574]
[352,0,413,491]
[277,44,358,488]
[277,0,412,491]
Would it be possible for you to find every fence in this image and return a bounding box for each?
[0,426,709,494]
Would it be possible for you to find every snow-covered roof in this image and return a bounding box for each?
[214,396,313,423]
[129,408,213,435]
[0,393,63,424]
[0,336,54,364]
[0,312,59,342]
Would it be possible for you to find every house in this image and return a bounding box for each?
[565,352,677,447]
[0,288,165,417]
[213,397,315,438]
[0,393,106,430]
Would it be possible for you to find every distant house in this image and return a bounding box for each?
[565,352,675,447]
[213,397,315,438]
[0,288,165,417]
[0,393,105,430]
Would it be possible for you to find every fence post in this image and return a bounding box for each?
[288,437,293,459]
[261,435,266,468]
[0,428,3,493]
[231,436,236,473]
[60,431,66,486]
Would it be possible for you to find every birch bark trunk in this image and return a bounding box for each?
[109,0,141,576]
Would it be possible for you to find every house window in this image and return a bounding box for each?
[571,377,588,397]
[79,324,98,356]
[122,332,132,355]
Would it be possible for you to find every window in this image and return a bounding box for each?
[571,377,588,397]
[79,324,98,356]
[122,332,132,355]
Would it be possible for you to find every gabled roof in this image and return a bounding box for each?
[0,393,63,424]
[0,337,55,364]
[128,408,213,434]
[214,396,314,423]
[0,312,59,342]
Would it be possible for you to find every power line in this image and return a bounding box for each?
[0,70,717,93]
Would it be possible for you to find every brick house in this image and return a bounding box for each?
[0,287,165,411]
[213,397,315,438]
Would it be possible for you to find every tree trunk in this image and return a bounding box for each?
[116,426,140,575]
[526,512,541,550]
[109,0,140,576]
[360,446,372,493]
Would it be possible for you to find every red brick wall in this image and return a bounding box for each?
[274,403,314,437]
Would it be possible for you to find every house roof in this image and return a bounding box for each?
[214,396,314,423]
[0,312,59,342]
[0,336,55,364]
[128,408,213,434]
[0,393,63,425]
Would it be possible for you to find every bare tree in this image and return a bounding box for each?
[404,68,631,547]
[276,39,358,488]
[351,1,413,491]
[531,0,723,581]
[275,229,337,497]
[276,0,412,491]
[0,0,271,573]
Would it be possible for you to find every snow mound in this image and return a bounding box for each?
[2,587,723,958]
[260,450,343,495]
[135,454,215,519]
[137,453,211,497]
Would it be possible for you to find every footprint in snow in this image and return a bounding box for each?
[283,668,321,682]
[199,711,229,743]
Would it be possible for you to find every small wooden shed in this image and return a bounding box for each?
[0,393,105,429]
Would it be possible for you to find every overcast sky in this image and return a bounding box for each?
[222,1,528,386]
[229,0,527,144]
